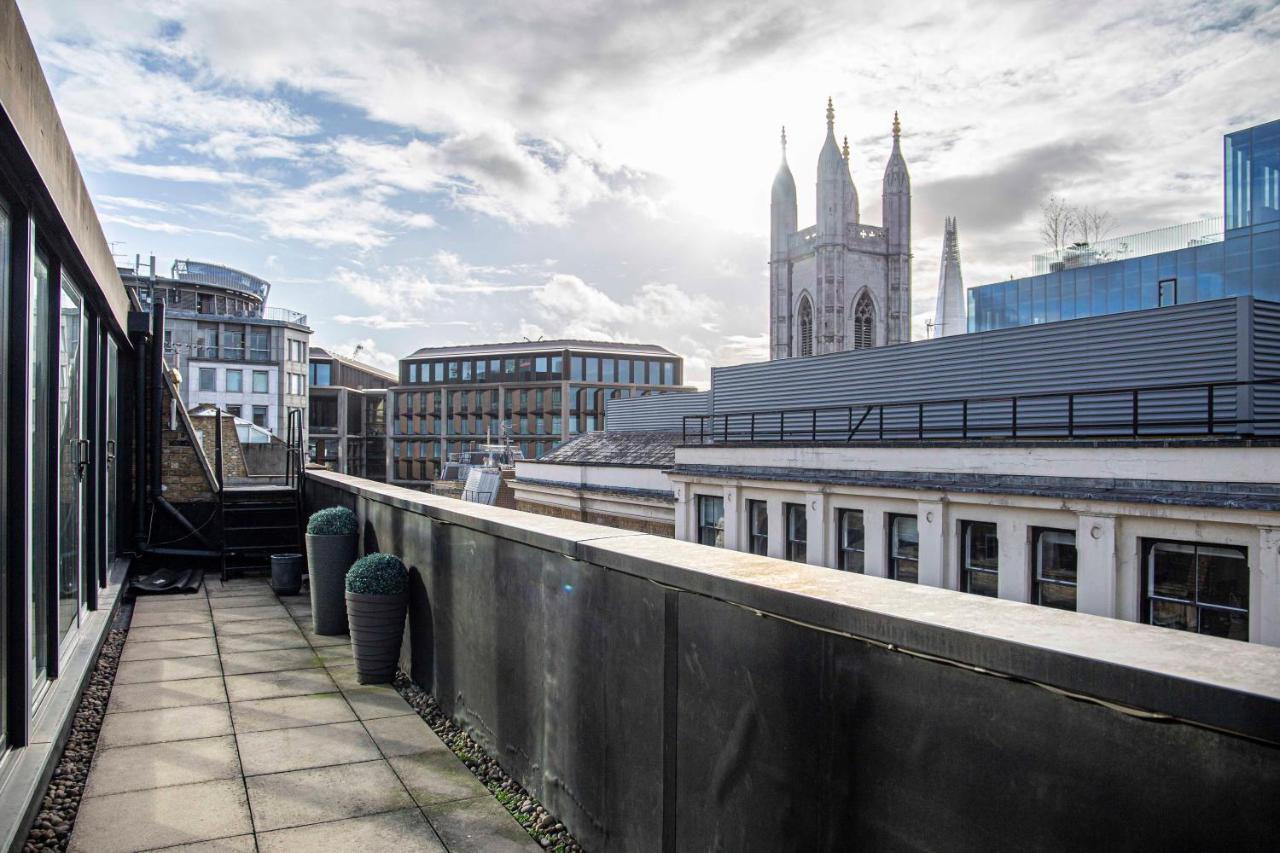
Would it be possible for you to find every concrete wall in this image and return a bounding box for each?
[306,469,1280,853]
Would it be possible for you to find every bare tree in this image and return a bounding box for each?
[1040,195,1072,253]
[1072,204,1115,246]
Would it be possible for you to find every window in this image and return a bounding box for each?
[664,362,675,385]
[784,503,807,562]
[633,359,646,383]
[226,370,243,393]
[837,509,865,573]
[602,358,615,382]
[797,296,814,357]
[252,406,269,428]
[226,404,242,418]
[697,496,725,547]
[199,367,216,392]
[1033,528,1077,610]
[961,521,999,597]
[853,293,874,349]
[1158,278,1177,307]
[889,514,919,583]
[288,372,305,395]
[1144,540,1248,641]
[310,362,331,386]
[585,358,599,382]
[252,371,269,393]
[748,500,768,556]
[252,329,271,361]
[619,359,631,383]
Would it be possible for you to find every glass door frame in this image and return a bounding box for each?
[56,272,88,658]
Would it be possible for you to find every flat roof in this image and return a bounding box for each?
[310,346,398,382]
[405,339,677,360]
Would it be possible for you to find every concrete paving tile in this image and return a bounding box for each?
[341,686,416,720]
[142,835,257,852]
[116,654,222,684]
[84,735,241,797]
[207,580,274,597]
[314,644,352,666]
[219,647,323,676]
[300,626,351,647]
[127,623,215,642]
[257,807,446,853]
[98,704,233,749]
[214,617,300,637]
[122,637,218,661]
[325,662,363,689]
[229,692,356,734]
[245,759,414,832]
[238,720,381,776]
[107,676,227,713]
[69,779,251,853]
[216,631,310,653]
[132,597,211,613]
[365,713,448,758]
[208,594,281,610]
[224,668,338,703]
[389,752,490,807]
[423,795,541,852]
[131,609,213,628]
[213,604,291,623]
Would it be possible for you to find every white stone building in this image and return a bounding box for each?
[769,102,912,358]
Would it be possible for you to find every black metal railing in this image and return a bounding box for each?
[285,408,305,491]
[681,377,1280,444]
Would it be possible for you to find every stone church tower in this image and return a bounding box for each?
[769,102,912,359]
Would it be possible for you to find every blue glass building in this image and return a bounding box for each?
[969,120,1280,332]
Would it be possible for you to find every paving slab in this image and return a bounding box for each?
[423,795,541,853]
[229,692,356,734]
[84,735,241,797]
[341,686,417,720]
[127,623,216,642]
[131,610,213,628]
[213,605,292,623]
[133,597,211,614]
[365,713,449,758]
[257,807,446,853]
[214,617,301,637]
[314,644,353,666]
[121,637,218,661]
[389,752,490,807]
[300,626,352,647]
[98,703,233,749]
[107,676,228,714]
[245,759,415,832]
[208,594,282,610]
[115,654,222,684]
[145,835,257,852]
[216,631,310,653]
[225,668,338,703]
[69,779,252,853]
[238,720,382,776]
[219,647,323,676]
[207,580,275,598]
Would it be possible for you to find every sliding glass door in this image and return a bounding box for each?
[29,251,53,691]
[105,338,119,568]
[57,275,86,651]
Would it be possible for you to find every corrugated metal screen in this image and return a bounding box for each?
[606,391,710,432]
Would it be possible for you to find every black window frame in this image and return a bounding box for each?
[960,520,999,598]
[1032,527,1077,610]
[784,502,806,563]
[747,500,768,556]
[1142,538,1249,641]
[696,495,724,548]
[837,508,865,573]
[888,513,919,583]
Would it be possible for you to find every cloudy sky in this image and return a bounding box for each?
[20,0,1280,384]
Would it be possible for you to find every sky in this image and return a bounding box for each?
[20,0,1280,386]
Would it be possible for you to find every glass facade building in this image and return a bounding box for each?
[969,120,1280,333]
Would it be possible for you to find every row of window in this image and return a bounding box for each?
[222,404,270,428]
[286,371,306,396]
[795,292,875,357]
[190,323,275,362]
[286,339,307,364]
[403,354,680,386]
[392,386,651,437]
[391,439,553,481]
[198,367,271,394]
[695,498,1249,641]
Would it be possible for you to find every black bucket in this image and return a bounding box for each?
[270,553,305,596]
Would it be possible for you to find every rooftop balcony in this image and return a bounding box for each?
[1031,215,1224,274]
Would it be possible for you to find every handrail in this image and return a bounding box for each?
[681,376,1280,444]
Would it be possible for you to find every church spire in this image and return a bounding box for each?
[781,125,788,158]
[826,96,834,130]
[842,135,850,161]
[892,110,901,140]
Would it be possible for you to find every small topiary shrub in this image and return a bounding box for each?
[346,552,408,596]
[307,506,357,536]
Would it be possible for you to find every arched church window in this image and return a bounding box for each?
[853,294,874,350]
[798,297,814,357]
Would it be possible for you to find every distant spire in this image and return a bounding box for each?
[781,125,787,155]
[826,97,835,130]
[842,135,850,161]
[892,110,901,139]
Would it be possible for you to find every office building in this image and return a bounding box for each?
[308,346,395,481]
[968,119,1279,332]
[120,258,311,437]
[390,340,690,485]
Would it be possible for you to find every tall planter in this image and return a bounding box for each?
[306,533,356,634]
[345,590,408,683]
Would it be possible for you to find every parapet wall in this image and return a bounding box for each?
[306,469,1280,852]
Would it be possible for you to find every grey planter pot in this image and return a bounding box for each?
[306,533,356,635]
[345,590,408,684]
[269,553,304,596]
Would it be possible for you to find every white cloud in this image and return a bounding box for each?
[324,338,400,373]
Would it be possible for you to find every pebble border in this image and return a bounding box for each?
[22,628,127,852]
[393,672,585,852]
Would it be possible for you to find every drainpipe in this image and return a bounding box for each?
[150,301,165,502]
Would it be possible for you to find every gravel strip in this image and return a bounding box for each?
[22,628,127,852]
[394,672,586,852]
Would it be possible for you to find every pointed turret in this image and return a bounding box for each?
[771,126,797,260]
[816,97,847,240]
[932,217,966,337]
[841,135,860,227]
[882,111,911,344]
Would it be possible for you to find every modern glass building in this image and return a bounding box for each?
[969,119,1280,332]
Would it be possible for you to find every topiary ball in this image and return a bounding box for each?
[346,552,408,596]
[307,506,357,536]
